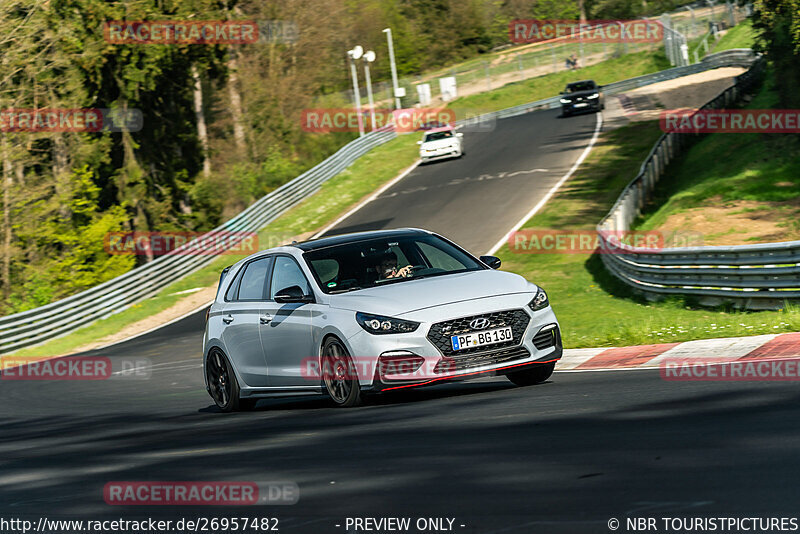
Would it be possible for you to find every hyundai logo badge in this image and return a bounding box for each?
[469,317,490,330]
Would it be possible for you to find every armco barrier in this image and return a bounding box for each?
[597,53,800,309]
[0,49,760,354]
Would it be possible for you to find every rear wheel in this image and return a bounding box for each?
[206,349,256,412]
[506,362,555,386]
[321,338,362,407]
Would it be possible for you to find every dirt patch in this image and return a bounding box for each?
[603,67,745,130]
[658,198,800,246]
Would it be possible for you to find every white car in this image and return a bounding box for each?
[417,126,464,162]
[203,228,562,410]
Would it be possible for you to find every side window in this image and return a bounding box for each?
[236,257,271,301]
[270,256,311,299]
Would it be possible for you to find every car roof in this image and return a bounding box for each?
[292,228,429,252]
[567,79,596,86]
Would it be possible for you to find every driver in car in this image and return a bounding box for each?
[379,252,413,279]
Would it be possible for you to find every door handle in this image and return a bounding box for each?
[222,314,234,324]
[259,314,272,325]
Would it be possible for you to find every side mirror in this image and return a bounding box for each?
[456,132,463,138]
[274,285,313,304]
[417,140,423,145]
[479,255,502,269]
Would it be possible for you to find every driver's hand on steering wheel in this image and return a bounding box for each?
[396,265,414,278]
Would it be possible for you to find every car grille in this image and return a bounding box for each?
[533,325,560,350]
[427,309,530,356]
[434,346,531,374]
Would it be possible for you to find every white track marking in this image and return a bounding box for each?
[312,159,421,239]
[642,334,780,368]
[486,111,604,255]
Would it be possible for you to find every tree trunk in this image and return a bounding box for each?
[2,134,12,300]
[52,133,71,218]
[227,49,247,155]
[192,65,211,178]
[579,0,587,22]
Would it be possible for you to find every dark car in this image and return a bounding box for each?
[560,80,604,117]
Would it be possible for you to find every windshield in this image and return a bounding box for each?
[423,130,454,142]
[303,234,485,293]
[566,81,597,93]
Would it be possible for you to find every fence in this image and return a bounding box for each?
[596,54,800,309]
[0,49,761,354]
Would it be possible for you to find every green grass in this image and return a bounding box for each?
[496,121,800,349]
[7,134,421,359]
[713,19,756,52]
[634,72,800,240]
[449,49,671,114]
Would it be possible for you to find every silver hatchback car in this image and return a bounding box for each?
[203,228,561,410]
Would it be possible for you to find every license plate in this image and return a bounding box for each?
[574,102,588,107]
[451,326,513,351]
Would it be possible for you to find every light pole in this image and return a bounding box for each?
[382,28,401,109]
[347,45,364,137]
[362,50,377,131]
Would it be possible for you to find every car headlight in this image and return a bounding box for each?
[560,98,571,104]
[587,93,600,99]
[528,287,549,311]
[356,312,420,335]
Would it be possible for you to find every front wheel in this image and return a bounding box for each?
[506,362,555,386]
[206,349,256,412]
[321,338,362,407]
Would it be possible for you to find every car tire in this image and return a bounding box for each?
[206,349,255,412]
[321,337,362,408]
[506,362,555,386]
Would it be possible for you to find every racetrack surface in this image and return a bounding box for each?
[4,108,791,533]
[3,343,799,532]
[322,109,600,255]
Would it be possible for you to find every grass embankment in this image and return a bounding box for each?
[634,73,800,245]
[714,19,756,52]
[497,121,800,348]
[448,49,671,114]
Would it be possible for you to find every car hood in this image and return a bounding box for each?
[421,138,459,150]
[327,269,536,316]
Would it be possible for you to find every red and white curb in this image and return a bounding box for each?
[556,332,800,372]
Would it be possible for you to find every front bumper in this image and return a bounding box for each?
[420,148,460,161]
[562,100,600,114]
[344,305,562,392]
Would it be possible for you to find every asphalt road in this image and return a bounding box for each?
[323,109,600,255]
[4,108,793,534]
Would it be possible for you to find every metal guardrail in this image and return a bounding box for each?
[0,49,761,354]
[597,52,800,309]
[0,127,396,354]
